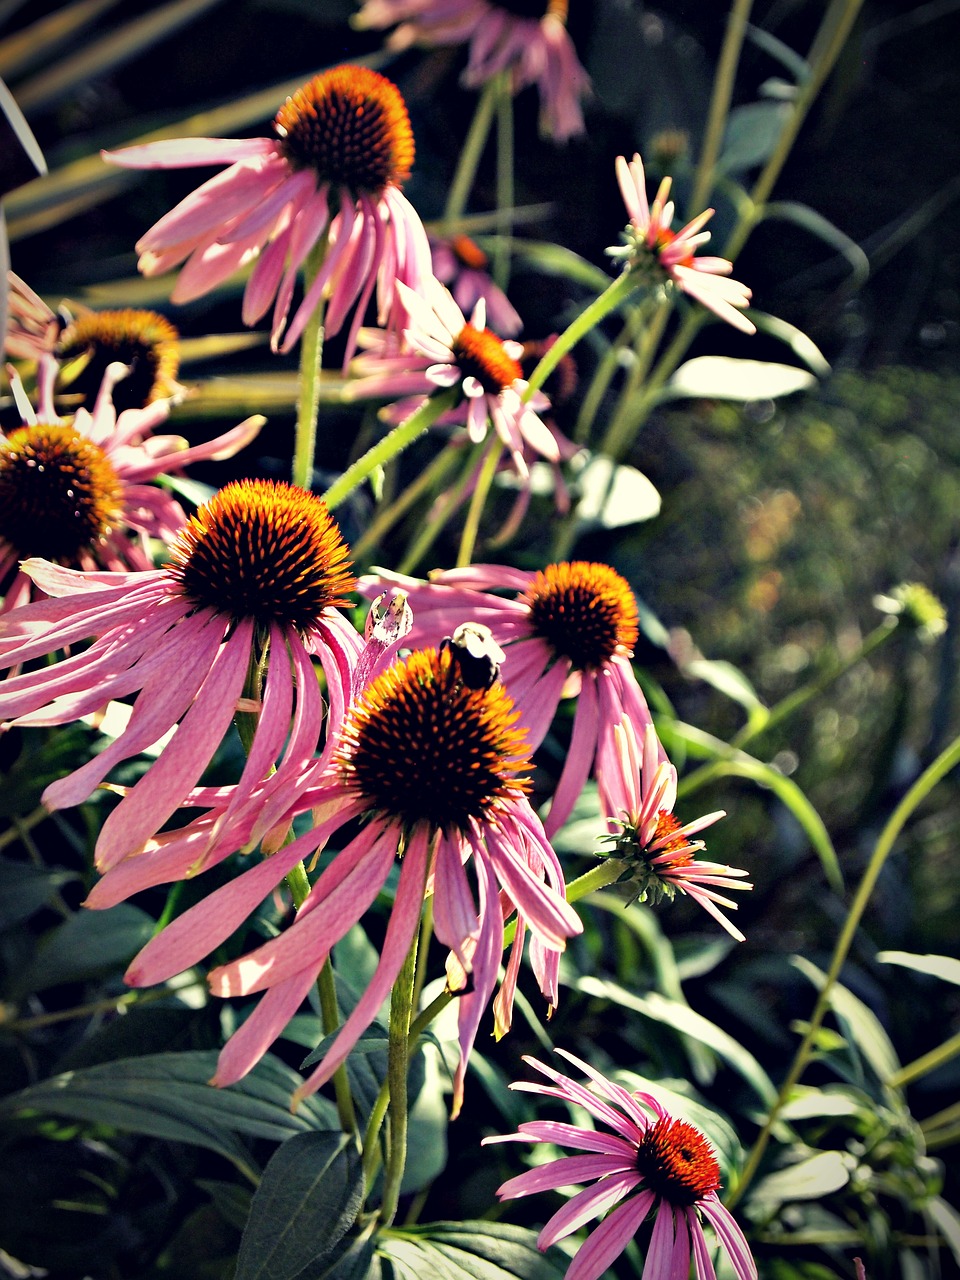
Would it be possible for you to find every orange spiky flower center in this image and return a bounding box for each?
[274,65,415,195]
[337,646,532,833]
[522,561,639,670]
[452,324,522,394]
[0,423,123,562]
[167,479,355,631]
[651,810,693,865]
[635,1115,721,1206]
[57,309,181,412]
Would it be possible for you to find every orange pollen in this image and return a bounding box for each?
[522,561,639,671]
[452,323,522,395]
[651,810,693,864]
[0,422,122,563]
[450,234,489,271]
[274,65,414,195]
[635,1115,721,1206]
[336,646,532,833]
[166,479,355,631]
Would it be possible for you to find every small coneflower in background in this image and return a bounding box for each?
[604,719,752,941]
[0,480,360,871]
[0,356,261,611]
[354,0,590,142]
[4,275,184,411]
[354,278,559,482]
[102,65,432,360]
[120,643,582,1116]
[360,559,660,836]
[431,233,522,337]
[608,152,755,334]
[484,1050,758,1280]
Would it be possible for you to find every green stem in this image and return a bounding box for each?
[724,0,866,261]
[888,1031,960,1091]
[322,388,460,512]
[598,297,672,460]
[690,0,755,212]
[317,957,358,1135]
[292,240,328,490]
[351,446,462,563]
[397,441,483,575]
[729,729,960,1207]
[523,272,637,402]
[444,76,500,224]
[379,932,419,1226]
[573,307,646,445]
[677,619,898,800]
[0,805,46,851]
[456,439,503,567]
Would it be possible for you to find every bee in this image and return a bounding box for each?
[441,622,506,691]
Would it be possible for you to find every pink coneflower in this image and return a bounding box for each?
[365,278,560,481]
[360,560,659,836]
[0,356,260,611]
[121,643,582,1116]
[431,233,522,337]
[484,1050,757,1280]
[355,1,590,142]
[102,66,432,360]
[608,153,755,334]
[604,719,752,941]
[0,480,360,870]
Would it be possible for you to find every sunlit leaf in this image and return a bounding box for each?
[576,976,777,1106]
[792,957,902,1085]
[748,311,831,376]
[876,950,960,987]
[750,1150,854,1205]
[0,0,122,80]
[570,453,661,529]
[379,1222,565,1280]
[665,356,817,402]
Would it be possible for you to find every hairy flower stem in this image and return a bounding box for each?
[457,440,503,567]
[292,239,328,491]
[729,730,960,1208]
[523,271,637,402]
[494,73,514,291]
[322,387,459,511]
[380,931,420,1225]
[236,646,356,1133]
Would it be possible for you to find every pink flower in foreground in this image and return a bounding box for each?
[0,355,260,611]
[354,1,590,141]
[484,1050,757,1280]
[360,561,661,837]
[121,644,582,1116]
[0,481,359,871]
[102,66,432,360]
[605,719,752,941]
[431,234,522,337]
[609,153,755,334]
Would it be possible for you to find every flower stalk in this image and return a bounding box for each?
[291,239,328,491]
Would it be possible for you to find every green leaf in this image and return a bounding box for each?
[720,101,793,173]
[683,657,766,720]
[778,1085,867,1123]
[0,0,122,80]
[665,356,817,402]
[234,1132,363,1280]
[762,201,870,290]
[1,1051,337,1177]
[13,903,154,995]
[929,1196,960,1268]
[570,453,661,530]
[744,24,811,84]
[750,1150,854,1206]
[576,977,777,1107]
[493,238,612,292]
[402,1044,448,1194]
[0,858,78,931]
[876,950,960,987]
[748,312,831,376]
[792,957,902,1085]
[380,1222,566,1280]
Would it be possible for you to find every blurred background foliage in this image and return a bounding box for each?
[2,0,960,1277]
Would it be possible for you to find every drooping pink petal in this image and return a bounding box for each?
[564,1190,655,1280]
